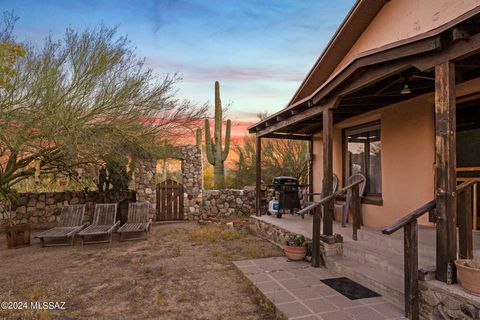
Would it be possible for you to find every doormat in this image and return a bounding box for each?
[321,277,381,300]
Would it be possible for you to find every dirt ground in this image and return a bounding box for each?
[0,222,283,320]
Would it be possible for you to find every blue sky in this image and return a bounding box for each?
[3,0,355,123]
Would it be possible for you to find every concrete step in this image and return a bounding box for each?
[356,228,435,253]
[342,240,435,278]
[325,255,405,309]
[325,226,439,311]
[348,226,437,262]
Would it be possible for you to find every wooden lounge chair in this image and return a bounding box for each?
[117,202,152,241]
[78,203,119,245]
[35,204,86,247]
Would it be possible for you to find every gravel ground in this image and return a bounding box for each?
[0,221,283,320]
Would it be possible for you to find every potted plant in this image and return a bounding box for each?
[284,234,307,261]
[1,186,31,249]
[455,259,480,296]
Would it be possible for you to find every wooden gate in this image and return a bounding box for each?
[156,179,184,221]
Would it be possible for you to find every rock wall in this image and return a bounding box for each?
[133,145,203,221]
[134,158,157,220]
[200,186,309,219]
[419,280,480,319]
[248,216,342,257]
[180,145,203,219]
[0,143,311,224]
[201,188,256,217]
[0,190,135,227]
[249,214,297,245]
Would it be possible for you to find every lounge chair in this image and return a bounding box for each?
[35,204,86,247]
[303,173,339,213]
[78,203,119,245]
[117,202,152,241]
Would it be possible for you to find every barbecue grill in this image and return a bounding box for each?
[270,176,301,218]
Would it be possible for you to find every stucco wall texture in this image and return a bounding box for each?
[332,0,480,76]
[312,77,480,227]
[313,93,435,228]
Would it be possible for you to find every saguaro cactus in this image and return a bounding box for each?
[196,128,202,149]
[205,81,231,189]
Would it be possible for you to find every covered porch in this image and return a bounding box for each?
[249,9,480,319]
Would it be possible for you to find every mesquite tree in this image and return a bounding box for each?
[204,81,231,189]
[0,18,207,202]
[232,135,308,188]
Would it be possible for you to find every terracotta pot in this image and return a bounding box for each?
[6,224,31,249]
[284,245,307,261]
[455,259,480,296]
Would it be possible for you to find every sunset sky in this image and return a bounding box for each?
[3,0,355,138]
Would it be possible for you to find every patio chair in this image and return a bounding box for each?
[117,202,152,241]
[339,173,367,227]
[78,203,119,245]
[35,204,86,247]
[302,174,339,217]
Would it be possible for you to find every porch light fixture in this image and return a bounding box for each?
[400,84,411,95]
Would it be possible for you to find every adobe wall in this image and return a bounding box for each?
[313,93,435,228]
[312,78,480,228]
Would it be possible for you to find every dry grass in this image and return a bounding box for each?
[0,222,282,320]
[189,225,247,243]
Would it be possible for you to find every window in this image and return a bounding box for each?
[344,122,382,196]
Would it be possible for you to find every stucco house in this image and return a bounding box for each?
[249,0,480,318]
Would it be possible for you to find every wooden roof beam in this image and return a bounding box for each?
[262,133,313,141]
[256,98,338,138]
[414,30,480,71]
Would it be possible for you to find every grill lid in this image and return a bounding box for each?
[272,176,299,185]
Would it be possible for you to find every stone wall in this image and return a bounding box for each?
[249,214,297,245]
[201,187,256,217]
[200,186,309,219]
[0,190,135,227]
[419,280,480,319]
[134,158,157,220]
[133,145,203,221]
[248,216,342,257]
[180,145,203,219]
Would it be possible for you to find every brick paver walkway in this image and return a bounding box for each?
[234,257,407,320]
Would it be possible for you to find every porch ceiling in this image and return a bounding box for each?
[249,11,480,137]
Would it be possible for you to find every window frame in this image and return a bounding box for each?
[342,121,383,204]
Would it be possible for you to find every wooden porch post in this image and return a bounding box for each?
[308,138,314,202]
[312,206,322,267]
[322,108,334,236]
[255,136,262,216]
[434,61,457,283]
[404,220,419,320]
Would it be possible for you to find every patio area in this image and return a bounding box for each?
[234,257,405,320]
[250,213,480,315]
